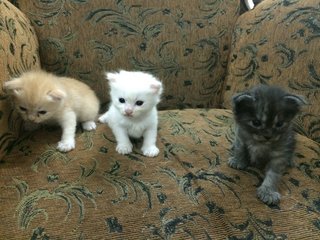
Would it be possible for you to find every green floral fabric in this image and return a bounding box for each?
[0,0,40,160]
[0,109,319,239]
[11,0,240,110]
[224,0,320,143]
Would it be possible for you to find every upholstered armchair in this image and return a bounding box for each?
[0,0,319,238]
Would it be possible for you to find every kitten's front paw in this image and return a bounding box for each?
[116,144,133,155]
[98,114,108,124]
[57,139,75,152]
[257,185,280,205]
[228,157,248,170]
[142,145,159,157]
[82,121,96,131]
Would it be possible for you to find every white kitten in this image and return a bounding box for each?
[99,70,163,157]
[4,70,100,152]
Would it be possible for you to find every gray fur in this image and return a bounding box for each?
[228,85,305,205]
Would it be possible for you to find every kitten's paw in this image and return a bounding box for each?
[82,121,96,131]
[228,157,248,170]
[116,144,133,155]
[257,185,280,205]
[142,145,159,157]
[57,139,75,152]
[98,114,108,124]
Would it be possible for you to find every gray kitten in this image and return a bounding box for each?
[228,85,306,205]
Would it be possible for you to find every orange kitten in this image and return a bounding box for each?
[4,70,100,152]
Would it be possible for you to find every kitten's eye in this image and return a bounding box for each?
[275,121,284,128]
[19,106,27,112]
[136,100,144,106]
[119,98,125,103]
[251,120,262,127]
[38,110,47,115]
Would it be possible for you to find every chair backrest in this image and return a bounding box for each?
[11,0,240,110]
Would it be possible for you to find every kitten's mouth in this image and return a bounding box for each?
[26,119,40,124]
[253,135,273,143]
[255,138,277,144]
[30,119,42,124]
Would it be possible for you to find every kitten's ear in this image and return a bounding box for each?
[282,94,307,115]
[150,83,163,95]
[105,72,118,83]
[3,78,23,96]
[47,89,66,102]
[283,94,307,106]
[232,92,255,113]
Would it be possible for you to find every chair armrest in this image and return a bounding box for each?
[0,0,40,159]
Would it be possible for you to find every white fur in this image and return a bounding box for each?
[99,70,162,157]
[245,0,255,10]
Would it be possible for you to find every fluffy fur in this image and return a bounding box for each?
[4,70,100,152]
[244,0,263,10]
[99,70,162,157]
[228,85,306,205]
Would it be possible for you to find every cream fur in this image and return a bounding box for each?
[4,69,100,152]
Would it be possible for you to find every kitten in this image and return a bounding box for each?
[99,70,163,157]
[4,70,100,152]
[228,85,306,205]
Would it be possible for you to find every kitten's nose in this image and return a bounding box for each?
[262,130,273,141]
[263,135,272,140]
[28,115,36,122]
[125,109,133,116]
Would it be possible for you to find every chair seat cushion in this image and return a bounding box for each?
[1,108,319,239]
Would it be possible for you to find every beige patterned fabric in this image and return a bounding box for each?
[223,0,320,143]
[11,0,240,109]
[0,0,320,239]
[0,0,40,160]
[1,109,320,239]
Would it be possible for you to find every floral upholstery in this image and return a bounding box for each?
[1,109,320,239]
[11,0,240,110]
[0,0,40,160]
[0,0,320,239]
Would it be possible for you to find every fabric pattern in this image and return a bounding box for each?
[0,109,319,239]
[11,0,240,110]
[223,0,320,143]
[0,0,40,160]
[1,0,320,239]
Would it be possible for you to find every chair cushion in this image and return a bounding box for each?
[1,108,319,239]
